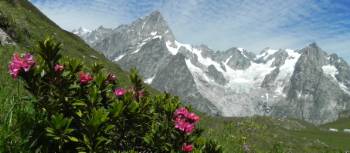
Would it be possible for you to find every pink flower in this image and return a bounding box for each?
[8,59,21,79]
[107,73,117,82]
[173,107,200,134]
[174,118,186,131]
[22,53,35,72]
[174,117,195,134]
[114,88,126,97]
[186,112,200,123]
[181,143,193,152]
[8,53,35,79]
[174,107,189,117]
[79,71,93,85]
[54,64,64,73]
[184,122,195,133]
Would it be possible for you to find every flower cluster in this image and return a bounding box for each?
[182,143,194,152]
[173,107,200,152]
[8,53,35,79]
[114,88,126,97]
[174,107,200,134]
[79,71,93,85]
[54,64,64,73]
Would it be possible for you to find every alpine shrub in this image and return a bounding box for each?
[9,37,222,153]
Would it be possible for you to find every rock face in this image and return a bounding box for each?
[0,28,15,45]
[74,11,350,124]
[273,44,350,124]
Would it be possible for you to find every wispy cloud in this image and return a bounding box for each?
[30,0,350,61]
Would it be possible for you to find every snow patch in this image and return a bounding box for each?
[274,49,301,95]
[113,54,126,62]
[131,35,162,54]
[150,31,157,36]
[329,128,338,132]
[223,58,276,93]
[256,48,278,60]
[73,27,91,35]
[165,40,192,56]
[165,41,179,55]
[237,48,248,58]
[339,83,350,95]
[131,41,147,54]
[322,65,338,80]
[225,56,233,64]
[185,59,213,83]
[144,75,156,84]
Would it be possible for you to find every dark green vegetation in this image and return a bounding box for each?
[0,0,349,152]
[5,37,220,152]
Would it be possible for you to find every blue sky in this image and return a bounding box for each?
[30,0,350,61]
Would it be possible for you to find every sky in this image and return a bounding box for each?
[29,0,350,61]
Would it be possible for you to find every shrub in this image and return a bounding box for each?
[8,37,222,153]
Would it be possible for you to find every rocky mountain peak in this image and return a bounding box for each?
[131,10,175,42]
[74,11,350,125]
[298,42,328,66]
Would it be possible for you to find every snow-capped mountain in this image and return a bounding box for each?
[73,11,350,124]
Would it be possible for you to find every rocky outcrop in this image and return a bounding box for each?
[0,28,15,45]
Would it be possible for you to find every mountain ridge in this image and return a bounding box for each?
[74,11,350,124]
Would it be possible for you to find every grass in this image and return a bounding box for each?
[198,115,350,152]
[0,0,350,152]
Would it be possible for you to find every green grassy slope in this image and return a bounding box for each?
[0,0,131,85]
[0,0,157,151]
[0,1,349,152]
[199,115,350,152]
[321,117,350,130]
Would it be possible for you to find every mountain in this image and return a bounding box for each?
[74,11,350,124]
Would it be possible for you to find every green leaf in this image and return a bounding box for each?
[88,108,109,129]
[73,100,87,107]
[128,101,139,113]
[110,102,124,118]
[68,136,79,142]
[76,110,83,117]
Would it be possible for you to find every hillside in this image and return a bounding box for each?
[199,115,350,152]
[0,0,155,150]
[0,0,350,152]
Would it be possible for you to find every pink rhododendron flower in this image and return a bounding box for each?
[174,118,186,131]
[114,88,126,97]
[22,53,35,72]
[9,61,21,79]
[186,112,200,123]
[79,71,93,85]
[8,53,35,79]
[174,117,195,134]
[174,107,189,117]
[54,64,64,73]
[173,107,200,134]
[181,143,193,152]
[183,122,195,133]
